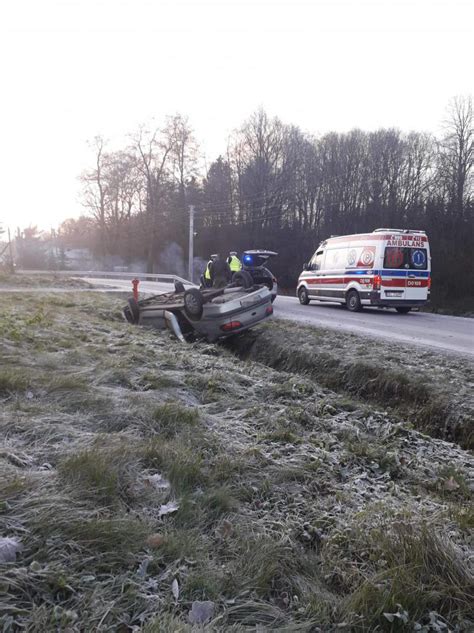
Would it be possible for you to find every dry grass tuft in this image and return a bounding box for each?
[151,402,200,437]
[341,521,474,628]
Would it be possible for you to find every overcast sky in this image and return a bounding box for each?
[1,0,472,232]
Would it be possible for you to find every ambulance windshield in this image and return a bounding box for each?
[384,247,428,270]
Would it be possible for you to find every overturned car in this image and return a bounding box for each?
[242,250,278,302]
[123,271,273,342]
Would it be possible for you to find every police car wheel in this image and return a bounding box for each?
[346,290,362,312]
[396,307,411,314]
[184,288,204,320]
[298,286,310,305]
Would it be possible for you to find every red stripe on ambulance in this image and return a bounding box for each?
[382,279,429,288]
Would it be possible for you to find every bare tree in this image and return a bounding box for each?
[132,123,174,272]
[80,136,109,256]
[438,95,473,216]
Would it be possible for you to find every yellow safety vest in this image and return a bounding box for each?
[228,255,242,272]
[204,262,212,280]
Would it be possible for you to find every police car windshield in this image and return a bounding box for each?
[384,247,428,270]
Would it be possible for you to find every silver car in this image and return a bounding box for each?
[123,277,273,343]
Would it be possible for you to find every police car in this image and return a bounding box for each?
[297,229,431,313]
[241,250,278,302]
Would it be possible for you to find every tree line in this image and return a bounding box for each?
[53,97,474,309]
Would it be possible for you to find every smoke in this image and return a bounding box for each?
[193,256,208,283]
[128,260,147,273]
[57,242,206,282]
[158,242,208,282]
[159,242,186,277]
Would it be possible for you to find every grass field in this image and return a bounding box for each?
[0,281,473,631]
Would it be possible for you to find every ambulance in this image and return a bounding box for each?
[297,228,431,313]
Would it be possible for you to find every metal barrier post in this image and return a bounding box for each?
[132,278,140,301]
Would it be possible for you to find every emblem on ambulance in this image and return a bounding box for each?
[361,249,374,266]
[411,250,426,268]
[347,249,357,266]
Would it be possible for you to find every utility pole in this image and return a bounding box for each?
[188,204,195,282]
[7,228,14,273]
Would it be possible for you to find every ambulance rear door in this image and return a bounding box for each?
[381,246,407,301]
[382,241,430,302]
[404,245,430,301]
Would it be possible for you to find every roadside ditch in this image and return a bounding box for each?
[225,321,474,451]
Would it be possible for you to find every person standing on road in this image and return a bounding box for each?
[227,251,242,273]
[211,253,232,288]
[203,254,217,288]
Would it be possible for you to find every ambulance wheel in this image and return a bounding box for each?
[396,307,411,314]
[346,290,362,312]
[184,288,204,320]
[298,286,310,305]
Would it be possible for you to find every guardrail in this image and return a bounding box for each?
[17,270,195,285]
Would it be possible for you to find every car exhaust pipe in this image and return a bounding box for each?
[164,310,185,343]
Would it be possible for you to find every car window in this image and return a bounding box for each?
[323,247,347,270]
[310,251,323,271]
[384,247,428,270]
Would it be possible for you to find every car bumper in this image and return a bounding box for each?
[369,292,429,307]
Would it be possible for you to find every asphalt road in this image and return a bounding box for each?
[84,277,474,358]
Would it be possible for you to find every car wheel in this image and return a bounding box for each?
[396,307,411,314]
[298,286,310,305]
[184,288,204,320]
[126,298,140,324]
[346,289,362,312]
[232,270,253,289]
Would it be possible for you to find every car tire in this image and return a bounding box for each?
[396,307,411,314]
[126,298,140,324]
[346,289,362,312]
[298,286,310,305]
[184,288,204,320]
[232,270,253,289]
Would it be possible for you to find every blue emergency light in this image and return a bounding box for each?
[243,255,253,264]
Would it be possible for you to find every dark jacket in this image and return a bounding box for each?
[210,258,232,288]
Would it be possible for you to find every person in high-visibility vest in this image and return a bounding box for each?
[227,251,242,272]
[203,254,217,287]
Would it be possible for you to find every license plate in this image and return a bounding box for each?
[386,291,402,297]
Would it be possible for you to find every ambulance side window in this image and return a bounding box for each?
[324,247,347,270]
[310,251,323,271]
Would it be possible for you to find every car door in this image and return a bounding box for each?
[306,250,324,297]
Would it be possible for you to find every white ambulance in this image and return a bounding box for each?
[297,228,431,313]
